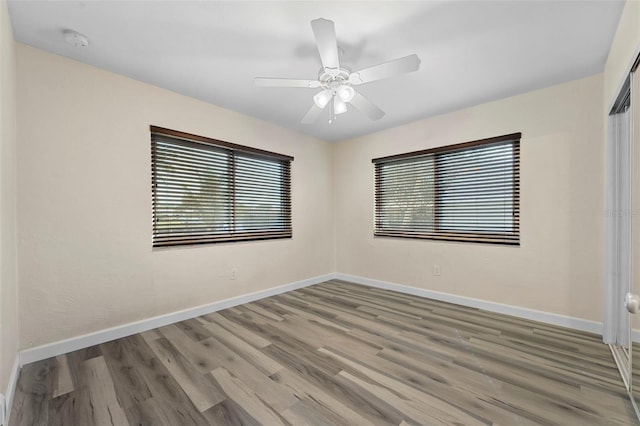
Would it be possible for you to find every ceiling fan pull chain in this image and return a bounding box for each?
[329,96,334,124]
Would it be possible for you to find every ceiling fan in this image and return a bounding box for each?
[255,18,421,124]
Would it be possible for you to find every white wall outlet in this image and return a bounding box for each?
[230,268,237,280]
[433,264,441,276]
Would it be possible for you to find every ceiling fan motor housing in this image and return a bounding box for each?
[316,68,356,106]
[318,68,351,89]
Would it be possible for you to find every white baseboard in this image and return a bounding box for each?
[2,355,20,425]
[334,273,605,336]
[17,271,638,370]
[20,273,334,366]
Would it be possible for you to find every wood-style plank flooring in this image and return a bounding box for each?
[9,280,640,425]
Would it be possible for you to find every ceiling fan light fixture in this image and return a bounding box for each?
[313,90,332,109]
[334,96,347,115]
[337,85,355,102]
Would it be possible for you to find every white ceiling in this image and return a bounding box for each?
[8,1,624,142]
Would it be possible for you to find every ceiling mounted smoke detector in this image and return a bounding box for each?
[63,30,89,48]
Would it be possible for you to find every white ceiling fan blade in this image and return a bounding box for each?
[349,54,421,85]
[311,18,340,71]
[350,92,385,121]
[301,104,323,124]
[255,78,321,88]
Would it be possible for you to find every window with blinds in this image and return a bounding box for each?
[373,133,520,245]
[151,126,292,247]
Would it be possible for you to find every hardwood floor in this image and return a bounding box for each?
[9,280,639,425]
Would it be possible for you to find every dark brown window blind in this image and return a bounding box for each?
[373,133,520,245]
[151,126,292,247]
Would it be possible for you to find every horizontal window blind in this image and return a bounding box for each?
[373,133,520,245]
[151,127,292,247]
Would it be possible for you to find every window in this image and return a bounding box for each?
[373,133,520,245]
[151,126,292,247]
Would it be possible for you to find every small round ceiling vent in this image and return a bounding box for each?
[63,30,89,48]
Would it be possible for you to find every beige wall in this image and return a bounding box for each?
[0,0,18,393]
[16,44,334,349]
[334,74,604,322]
[603,0,639,109]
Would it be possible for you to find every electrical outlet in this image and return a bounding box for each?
[433,264,441,276]
[230,268,237,280]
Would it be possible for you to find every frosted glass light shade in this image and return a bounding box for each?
[313,90,332,109]
[334,97,347,114]
[337,85,355,102]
